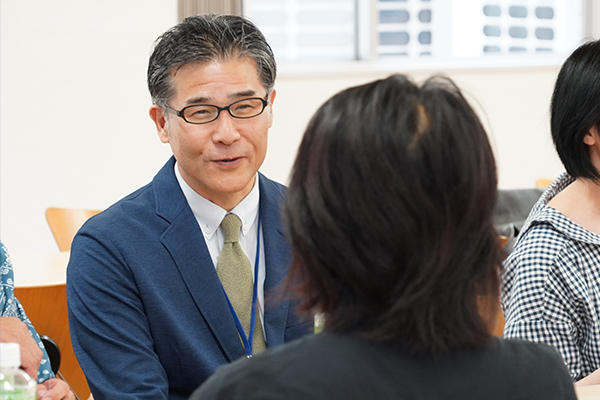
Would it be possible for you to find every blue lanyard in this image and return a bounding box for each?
[221,212,261,357]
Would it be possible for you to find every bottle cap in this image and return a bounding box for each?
[0,342,21,368]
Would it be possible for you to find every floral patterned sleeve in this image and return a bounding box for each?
[0,241,55,383]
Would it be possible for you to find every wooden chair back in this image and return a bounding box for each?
[14,284,91,399]
[45,207,101,251]
[536,178,553,188]
[491,303,506,337]
[490,235,510,336]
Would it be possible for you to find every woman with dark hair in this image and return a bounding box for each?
[191,74,574,399]
[503,39,600,386]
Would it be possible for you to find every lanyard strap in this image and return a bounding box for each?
[221,212,261,357]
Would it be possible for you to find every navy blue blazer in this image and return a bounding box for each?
[67,157,311,400]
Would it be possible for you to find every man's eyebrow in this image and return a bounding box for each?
[185,96,211,105]
[228,89,257,99]
[185,90,260,105]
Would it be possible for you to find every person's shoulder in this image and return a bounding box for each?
[505,218,573,274]
[81,158,181,234]
[493,338,575,397]
[68,180,161,269]
[496,336,562,361]
[496,338,571,377]
[514,218,570,256]
[225,333,323,376]
[0,241,9,270]
[192,334,322,399]
[79,182,155,233]
[504,217,593,293]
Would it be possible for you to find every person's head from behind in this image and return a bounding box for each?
[551,39,600,180]
[285,74,500,354]
[147,14,277,210]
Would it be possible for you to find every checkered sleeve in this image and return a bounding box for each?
[501,225,587,380]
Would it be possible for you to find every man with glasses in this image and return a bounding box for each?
[66,15,312,400]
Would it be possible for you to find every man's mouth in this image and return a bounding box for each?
[215,156,242,165]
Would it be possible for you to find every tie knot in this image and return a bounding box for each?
[221,213,242,243]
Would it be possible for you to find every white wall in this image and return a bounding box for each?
[0,0,176,254]
[265,64,563,189]
[1,0,564,256]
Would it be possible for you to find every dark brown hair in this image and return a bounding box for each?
[284,74,501,354]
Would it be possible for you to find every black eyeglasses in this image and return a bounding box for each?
[165,94,269,125]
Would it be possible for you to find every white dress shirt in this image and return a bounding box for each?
[174,163,266,331]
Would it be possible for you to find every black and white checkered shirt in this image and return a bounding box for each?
[501,173,600,381]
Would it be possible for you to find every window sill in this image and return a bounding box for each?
[277,53,566,78]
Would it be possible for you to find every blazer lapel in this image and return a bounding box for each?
[259,174,291,347]
[153,158,245,361]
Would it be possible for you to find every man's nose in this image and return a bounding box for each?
[211,111,240,144]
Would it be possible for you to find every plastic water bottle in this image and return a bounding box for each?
[0,342,37,400]
[314,313,325,334]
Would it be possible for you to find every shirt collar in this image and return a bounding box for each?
[520,172,600,245]
[174,162,260,238]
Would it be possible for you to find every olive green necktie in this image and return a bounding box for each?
[217,213,266,354]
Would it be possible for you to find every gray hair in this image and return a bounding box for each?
[147,14,276,107]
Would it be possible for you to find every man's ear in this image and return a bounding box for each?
[266,89,277,128]
[149,105,170,143]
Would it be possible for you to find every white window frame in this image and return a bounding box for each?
[243,0,596,75]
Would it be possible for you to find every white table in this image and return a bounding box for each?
[11,251,70,288]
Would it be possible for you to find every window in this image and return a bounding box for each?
[243,0,356,60]
[243,0,586,63]
[460,0,583,57]
[376,0,434,57]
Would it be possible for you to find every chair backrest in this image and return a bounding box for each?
[536,178,553,188]
[490,235,510,337]
[14,283,90,399]
[494,188,544,258]
[40,335,61,375]
[45,207,102,251]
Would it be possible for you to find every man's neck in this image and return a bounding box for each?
[176,164,257,211]
[212,188,253,212]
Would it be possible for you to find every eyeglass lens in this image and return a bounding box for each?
[183,98,265,124]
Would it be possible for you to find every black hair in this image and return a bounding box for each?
[284,74,500,354]
[551,40,600,180]
[148,14,275,107]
